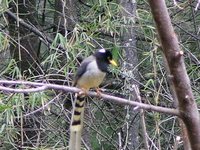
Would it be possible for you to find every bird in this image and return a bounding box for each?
[69,48,117,150]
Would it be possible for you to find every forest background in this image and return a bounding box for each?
[0,0,200,149]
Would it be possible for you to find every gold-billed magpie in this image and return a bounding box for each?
[69,49,117,150]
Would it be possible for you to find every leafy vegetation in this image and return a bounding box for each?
[0,0,199,149]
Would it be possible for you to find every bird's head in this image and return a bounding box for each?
[94,49,117,66]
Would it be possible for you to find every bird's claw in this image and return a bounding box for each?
[96,88,102,97]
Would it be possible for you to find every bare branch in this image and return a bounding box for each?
[5,10,66,51]
[0,80,179,116]
[5,10,52,46]
[0,85,48,93]
[195,0,200,11]
[149,0,200,149]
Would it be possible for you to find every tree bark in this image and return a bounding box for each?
[163,56,191,150]
[148,0,200,149]
[118,0,140,149]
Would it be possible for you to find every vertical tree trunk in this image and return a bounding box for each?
[148,0,200,149]
[118,0,140,149]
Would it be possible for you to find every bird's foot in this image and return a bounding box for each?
[78,89,87,97]
[96,88,102,97]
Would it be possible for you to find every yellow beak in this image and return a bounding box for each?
[109,59,117,67]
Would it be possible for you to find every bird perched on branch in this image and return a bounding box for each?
[69,49,117,150]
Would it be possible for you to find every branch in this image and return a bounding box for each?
[5,10,52,45]
[149,0,200,149]
[5,10,66,51]
[0,80,179,116]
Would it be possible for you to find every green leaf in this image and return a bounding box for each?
[0,104,11,112]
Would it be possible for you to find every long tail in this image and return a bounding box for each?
[69,94,85,150]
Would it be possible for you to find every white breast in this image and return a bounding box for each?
[77,60,106,90]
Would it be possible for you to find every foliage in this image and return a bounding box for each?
[0,0,199,149]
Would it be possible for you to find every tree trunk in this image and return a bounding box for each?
[163,57,191,150]
[148,0,200,149]
[118,0,140,149]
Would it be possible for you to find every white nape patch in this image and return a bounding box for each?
[98,48,106,53]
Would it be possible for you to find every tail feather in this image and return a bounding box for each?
[69,95,85,150]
